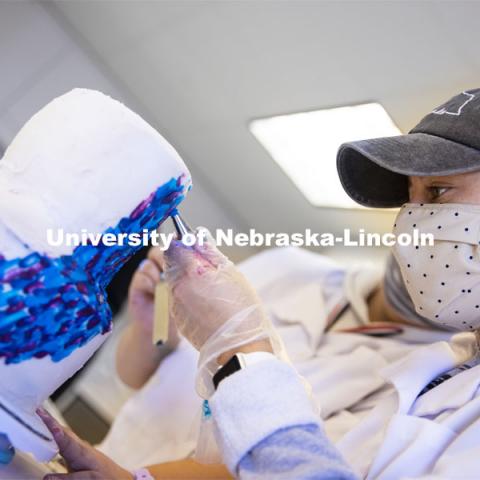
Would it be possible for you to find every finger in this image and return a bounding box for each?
[147,246,165,272]
[140,259,162,285]
[129,269,156,297]
[37,409,96,472]
[164,241,202,280]
[193,228,229,269]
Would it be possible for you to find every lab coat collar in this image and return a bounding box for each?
[380,332,478,413]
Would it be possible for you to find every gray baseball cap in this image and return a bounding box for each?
[337,88,480,207]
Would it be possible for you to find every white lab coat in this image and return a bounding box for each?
[337,334,480,479]
[241,248,480,478]
[101,247,477,478]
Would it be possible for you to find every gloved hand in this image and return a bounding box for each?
[164,229,287,398]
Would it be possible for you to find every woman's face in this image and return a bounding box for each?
[409,171,480,205]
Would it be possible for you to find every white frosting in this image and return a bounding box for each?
[0,88,190,258]
[0,89,191,459]
[0,223,29,259]
[0,334,108,462]
[1,334,107,412]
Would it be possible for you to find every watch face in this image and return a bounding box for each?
[213,355,242,390]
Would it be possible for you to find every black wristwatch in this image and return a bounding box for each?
[212,352,275,390]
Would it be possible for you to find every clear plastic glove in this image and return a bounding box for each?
[164,229,288,398]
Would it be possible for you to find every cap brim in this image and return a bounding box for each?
[337,132,480,208]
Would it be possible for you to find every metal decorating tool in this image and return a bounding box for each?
[153,211,194,346]
[171,212,194,239]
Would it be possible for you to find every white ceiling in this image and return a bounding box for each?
[0,1,243,256]
[12,1,480,242]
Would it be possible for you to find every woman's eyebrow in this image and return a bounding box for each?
[428,177,456,184]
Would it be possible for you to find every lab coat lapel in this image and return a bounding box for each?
[366,415,456,480]
[363,333,479,478]
[379,342,458,413]
[380,333,477,413]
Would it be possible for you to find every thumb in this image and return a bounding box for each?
[192,227,229,269]
[164,239,215,284]
[37,408,97,472]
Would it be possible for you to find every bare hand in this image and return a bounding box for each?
[38,408,133,480]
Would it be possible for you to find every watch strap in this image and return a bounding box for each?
[213,351,275,390]
[213,354,242,390]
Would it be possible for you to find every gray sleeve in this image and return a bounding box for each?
[209,359,358,479]
[238,424,359,480]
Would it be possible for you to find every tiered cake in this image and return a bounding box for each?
[0,89,191,463]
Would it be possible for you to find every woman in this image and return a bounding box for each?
[41,88,480,479]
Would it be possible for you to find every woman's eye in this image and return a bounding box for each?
[429,186,449,199]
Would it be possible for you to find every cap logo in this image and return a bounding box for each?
[431,91,475,116]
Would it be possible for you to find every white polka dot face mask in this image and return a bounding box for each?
[392,203,480,332]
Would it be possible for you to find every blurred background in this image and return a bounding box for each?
[2,0,480,443]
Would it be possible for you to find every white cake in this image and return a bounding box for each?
[0,89,191,463]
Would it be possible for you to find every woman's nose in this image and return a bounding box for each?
[409,190,428,203]
[408,177,429,203]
